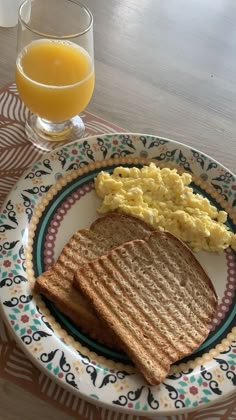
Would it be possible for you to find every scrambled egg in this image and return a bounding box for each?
[94,163,236,252]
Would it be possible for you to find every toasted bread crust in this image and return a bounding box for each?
[74,231,218,385]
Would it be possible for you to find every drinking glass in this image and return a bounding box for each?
[16,0,94,151]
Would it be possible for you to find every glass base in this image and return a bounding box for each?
[25,114,85,151]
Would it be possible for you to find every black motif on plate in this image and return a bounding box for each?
[66,161,88,171]
[0,274,27,288]
[40,349,78,389]
[25,159,53,179]
[200,365,222,394]
[163,382,184,408]
[148,138,168,149]
[113,385,159,410]
[0,200,18,232]
[21,331,52,345]
[121,135,136,150]
[97,137,108,158]
[214,351,236,387]
[3,294,32,307]
[83,140,95,161]
[110,150,133,158]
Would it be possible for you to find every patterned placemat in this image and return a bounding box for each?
[0,83,235,419]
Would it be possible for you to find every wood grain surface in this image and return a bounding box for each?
[0,377,74,420]
[0,0,236,174]
[0,0,236,418]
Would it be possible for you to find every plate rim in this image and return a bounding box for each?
[0,132,235,416]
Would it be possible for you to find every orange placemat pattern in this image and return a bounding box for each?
[0,83,235,420]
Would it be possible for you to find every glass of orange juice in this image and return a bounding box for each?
[16,0,94,151]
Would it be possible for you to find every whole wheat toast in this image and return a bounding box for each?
[34,213,155,348]
[74,231,218,385]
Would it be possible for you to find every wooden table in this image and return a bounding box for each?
[0,0,235,418]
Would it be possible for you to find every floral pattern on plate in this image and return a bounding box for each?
[0,133,236,416]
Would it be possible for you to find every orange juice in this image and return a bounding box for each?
[16,39,94,122]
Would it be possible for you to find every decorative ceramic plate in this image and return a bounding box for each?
[0,133,235,416]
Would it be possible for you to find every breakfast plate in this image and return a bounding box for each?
[0,133,235,416]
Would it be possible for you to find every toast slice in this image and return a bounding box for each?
[90,212,156,238]
[74,231,218,385]
[34,213,154,348]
